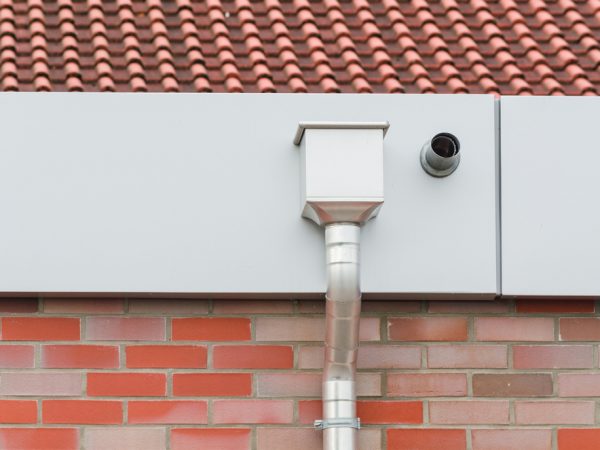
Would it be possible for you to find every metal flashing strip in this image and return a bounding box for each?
[293,121,390,145]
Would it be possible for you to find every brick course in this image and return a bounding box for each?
[0,297,597,449]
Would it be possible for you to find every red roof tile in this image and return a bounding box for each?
[0,0,598,94]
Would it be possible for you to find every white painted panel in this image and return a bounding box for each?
[502,96,600,296]
[0,93,497,296]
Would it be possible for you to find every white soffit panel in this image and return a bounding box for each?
[0,93,497,296]
[502,96,600,296]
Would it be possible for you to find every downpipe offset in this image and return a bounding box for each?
[315,223,362,449]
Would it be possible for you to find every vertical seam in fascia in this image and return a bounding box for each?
[495,96,502,298]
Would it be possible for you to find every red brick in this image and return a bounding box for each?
[86,317,165,341]
[87,373,166,397]
[515,401,595,425]
[388,429,466,450]
[472,429,551,450]
[172,318,251,341]
[387,373,467,397]
[427,345,507,368]
[172,428,250,450]
[128,298,209,314]
[126,345,206,368]
[362,301,421,313]
[517,299,595,313]
[42,345,119,369]
[214,400,293,424]
[429,401,509,425]
[0,428,79,450]
[560,318,600,341]
[128,400,207,424]
[257,373,381,397]
[1,318,80,341]
[173,373,252,397]
[213,345,293,369]
[389,317,468,341]
[0,373,82,396]
[0,299,38,313]
[558,373,600,397]
[255,317,380,341]
[85,427,165,450]
[513,345,593,369]
[0,345,34,368]
[558,429,600,450]
[428,301,510,313]
[44,298,124,314]
[298,345,421,369]
[359,401,422,424]
[473,374,553,397]
[42,400,122,424]
[475,317,554,341]
[0,400,37,424]
[213,300,293,314]
[299,400,422,425]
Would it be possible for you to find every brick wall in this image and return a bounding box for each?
[0,297,598,450]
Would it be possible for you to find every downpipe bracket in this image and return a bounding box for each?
[314,418,361,430]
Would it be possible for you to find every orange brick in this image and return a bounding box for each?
[172,318,251,341]
[213,345,293,369]
[389,317,468,341]
[558,429,600,450]
[427,345,507,369]
[515,401,595,425]
[1,318,80,341]
[513,345,593,369]
[429,401,510,425]
[87,373,166,397]
[475,317,554,341]
[126,345,207,368]
[42,400,122,424]
[387,373,467,397]
[0,345,35,368]
[173,373,252,397]
[472,429,551,450]
[560,318,600,341]
[0,400,37,424]
[388,429,466,450]
[172,428,250,450]
[128,400,207,424]
[41,345,119,369]
[0,428,78,450]
[213,400,293,424]
[517,299,595,313]
[299,400,420,425]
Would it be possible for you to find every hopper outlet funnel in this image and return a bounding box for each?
[294,122,389,226]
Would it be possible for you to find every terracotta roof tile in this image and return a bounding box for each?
[0,0,594,94]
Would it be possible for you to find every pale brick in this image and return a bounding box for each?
[257,373,381,397]
[0,372,82,396]
[213,400,293,424]
[513,345,593,369]
[472,429,551,450]
[299,345,421,369]
[515,401,595,424]
[255,317,379,341]
[86,317,165,341]
[428,345,507,368]
[429,401,509,424]
[85,427,166,450]
[475,317,554,341]
[387,373,467,397]
[559,373,600,397]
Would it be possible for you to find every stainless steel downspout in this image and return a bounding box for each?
[315,223,362,449]
[294,121,388,450]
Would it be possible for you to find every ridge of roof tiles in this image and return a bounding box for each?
[0,0,599,94]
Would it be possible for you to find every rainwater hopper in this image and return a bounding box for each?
[294,121,389,450]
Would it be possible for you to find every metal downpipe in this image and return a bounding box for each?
[318,222,362,450]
